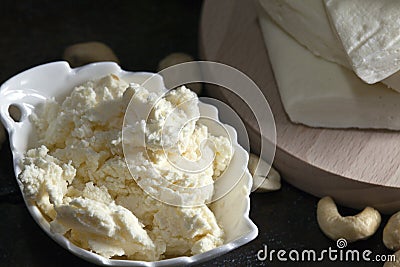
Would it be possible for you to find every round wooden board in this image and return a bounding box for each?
[200,0,400,214]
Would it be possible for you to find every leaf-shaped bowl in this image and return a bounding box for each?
[0,61,258,266]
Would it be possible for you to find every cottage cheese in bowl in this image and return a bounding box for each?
[0,62,258,266]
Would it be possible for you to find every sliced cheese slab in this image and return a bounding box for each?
[258,0,400,92]
[258,0,350,68]
[324,0,400,84]
[259,13,400,130]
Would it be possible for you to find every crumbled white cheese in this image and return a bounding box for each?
[123,84,232,206]
[152,205,224,257]
[19,145,75,219]
[51,197,160,261]
[19,74,230,260]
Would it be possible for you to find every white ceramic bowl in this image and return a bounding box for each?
[0,61,258,266]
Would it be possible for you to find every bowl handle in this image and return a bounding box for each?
[0,90,46,131]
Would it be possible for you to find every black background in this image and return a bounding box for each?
[0,1,393,266]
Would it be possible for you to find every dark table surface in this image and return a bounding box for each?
[0,1,394,266]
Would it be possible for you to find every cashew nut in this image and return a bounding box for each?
[63,42,119,68]
[317,196,381,242]
[384,212,400,251]
[157,52,202,95]
[384,250,400,267]
[248,153,281,192]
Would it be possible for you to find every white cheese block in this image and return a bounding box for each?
[258,0,400,92]
[258,0,349,68]
[259,13,400,130]
[324,0,400,84]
